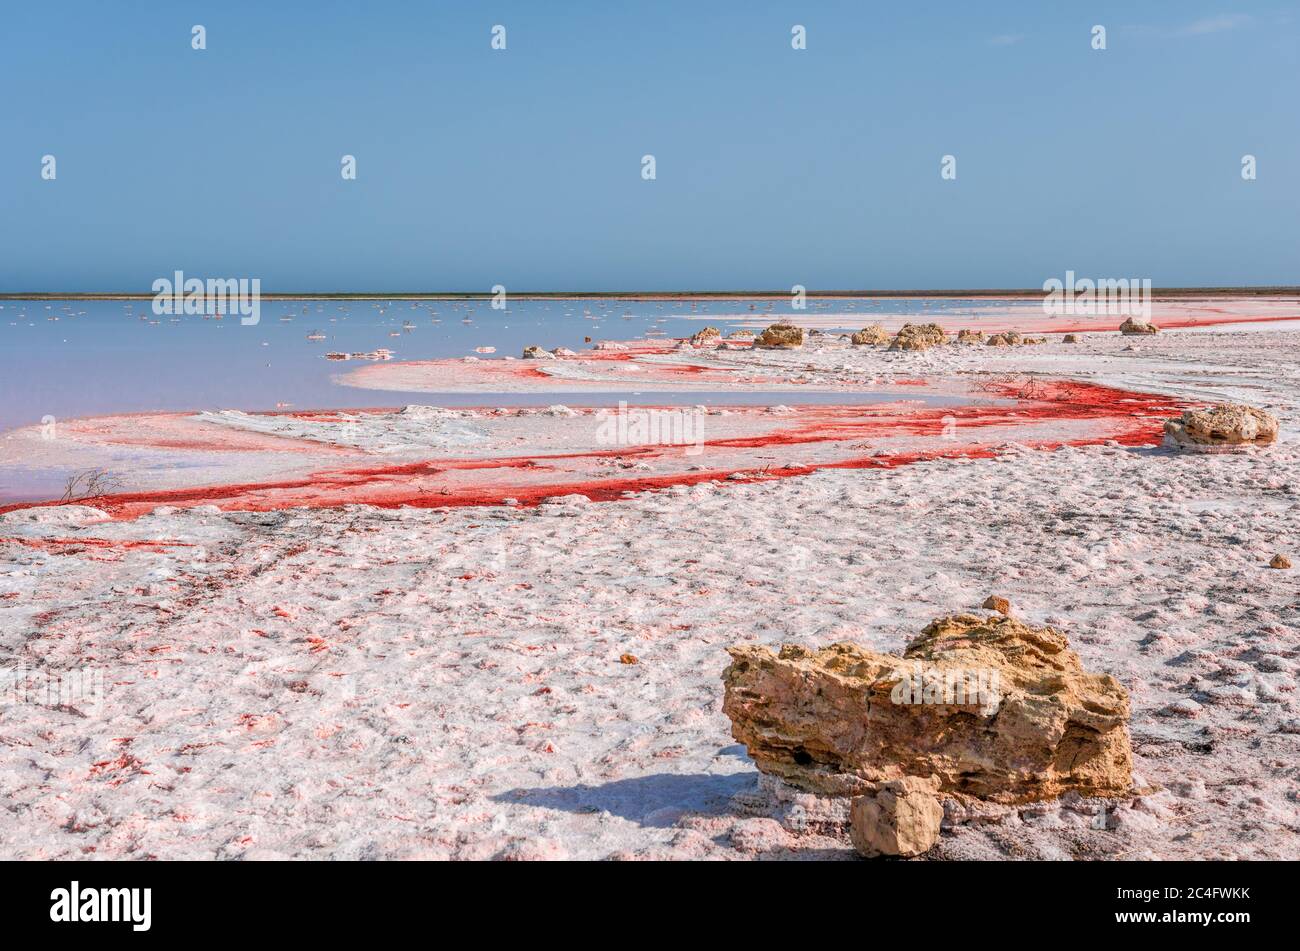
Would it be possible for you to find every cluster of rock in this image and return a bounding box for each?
[753,322,806,349]
[985,331,1045,347]
[690,326,721,346]
[847,324,1058,351]
[721,608,1133,858]
[1163,403,1279,452]
[522,345,577,359]
[888,323,947,351]
[1120,317,1159,335]
[778,322,1070,353]
[849,324,890,346]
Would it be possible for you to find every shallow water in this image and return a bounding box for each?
[0,296,1037,435]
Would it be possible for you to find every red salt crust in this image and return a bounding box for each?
[0,379,1188,521]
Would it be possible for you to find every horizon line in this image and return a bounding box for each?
[3,285,1299,302]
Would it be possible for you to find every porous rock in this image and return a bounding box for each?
[850,324,891,346]
[753,323,805,349]
[849,777,943,858]
[721,612,1133,804]
[888,323,947,351]
[1162,404,1278,452]
[1120,317,1159,335]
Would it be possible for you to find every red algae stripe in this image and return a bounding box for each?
[0,378,1188,521]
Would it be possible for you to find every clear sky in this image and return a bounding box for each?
[2,1,1297,291]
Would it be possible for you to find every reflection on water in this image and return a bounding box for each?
[0,296,1036,434]
[1,296,1011,503]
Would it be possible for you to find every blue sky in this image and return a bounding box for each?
[2,1,1297,291]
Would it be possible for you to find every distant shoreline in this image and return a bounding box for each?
[3,287,1299,301]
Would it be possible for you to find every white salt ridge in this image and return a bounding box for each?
[0,505,109,526]
[196,407,489,453]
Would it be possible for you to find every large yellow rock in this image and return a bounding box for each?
[721,612,1133,803]
[1120,317,1159,335]
[753,323,805,349]
[888,323,947,351]
[850,324,890,346]
[1163,403,1278,452]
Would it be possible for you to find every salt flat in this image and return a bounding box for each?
[1,327,1297,859]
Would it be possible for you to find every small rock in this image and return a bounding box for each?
[982,595,1011,615]
[849,777,943,858]
[1120,317,1159,335]
[986,330,1023,347]
[753,323,805,349]
[620,653,639,665]
[1269,554,1291,569]
[850,324,891,346]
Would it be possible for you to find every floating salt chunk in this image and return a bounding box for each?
[474,346,496,354]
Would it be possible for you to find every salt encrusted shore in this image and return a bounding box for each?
[1,328,1297,860]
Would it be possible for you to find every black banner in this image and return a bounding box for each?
[2,860,1281,937]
